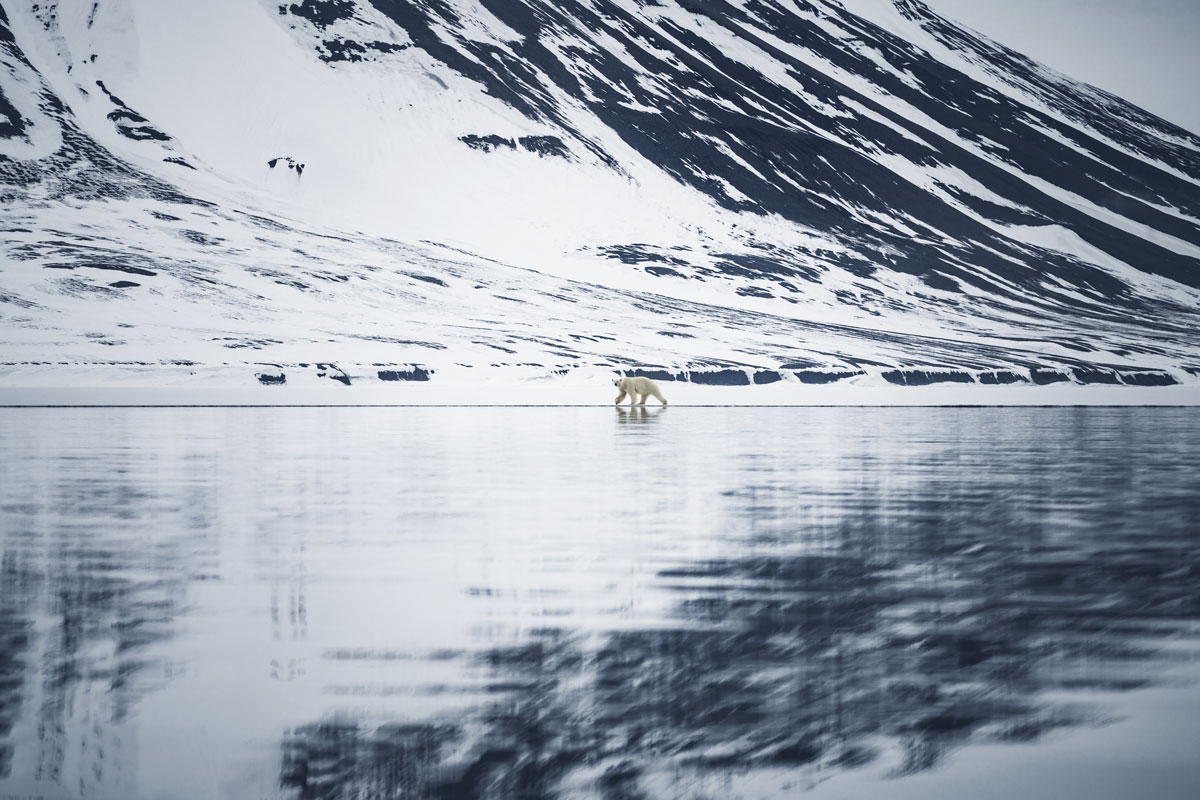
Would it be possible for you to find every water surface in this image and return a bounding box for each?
[0,407,1197,799]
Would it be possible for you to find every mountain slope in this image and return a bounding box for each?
[1,0,1198,389]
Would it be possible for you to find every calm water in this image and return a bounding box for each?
[0,407,1197,800]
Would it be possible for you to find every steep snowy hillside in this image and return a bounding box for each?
[1,0,1198,392]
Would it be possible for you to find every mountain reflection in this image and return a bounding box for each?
[1,408,1197,800]
[0,416,214,793]
[278,431,1199,798]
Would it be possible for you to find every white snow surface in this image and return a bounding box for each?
[1,0,1198,400]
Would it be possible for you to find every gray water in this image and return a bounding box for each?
[0,406,1197,800]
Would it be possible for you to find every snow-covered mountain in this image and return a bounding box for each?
[2,0,1198,390]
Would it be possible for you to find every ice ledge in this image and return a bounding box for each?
[1,362,1197,406]
[2,384,1198,408]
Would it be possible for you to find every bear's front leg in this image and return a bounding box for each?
[614,391,626,405]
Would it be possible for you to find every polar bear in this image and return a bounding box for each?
[613,376,668,405]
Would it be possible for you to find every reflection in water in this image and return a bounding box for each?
[615,406,665,425]
[0,412,208,796]
[0,407,1198,799]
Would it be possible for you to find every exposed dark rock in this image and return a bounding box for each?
[459,134,516,153]
[319,38,409,63]
[456,134,569,157]
[752,370,782,384]
[180,230,224,247]
[622,368,681,381]
[598,244,690,267]
[43,261,157,277]
[356,336,445,349]
[256,371,287,385]
[881,370,975,386]
[1118,370,1179,386]
[1030,368,1072,385]
[518,135,569,158]
[377,367,432,382]
[689,369,750,385]
[1,82,29,138]
[978,370,1029,384]
[95,80,171,141]
[405,273,447,287]
[316,363,352,385]
[715,253,821,283]
[1071,367,1121,385]
[793,370,862,384]
[921,271,960,291]
[285,0,356,29]
[267,156,305,176]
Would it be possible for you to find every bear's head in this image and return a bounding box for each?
[612,377,623,387]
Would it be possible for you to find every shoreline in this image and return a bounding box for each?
[3,383,1199,407]
[4,362,1198,407]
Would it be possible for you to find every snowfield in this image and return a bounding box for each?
[1,0,1197,402]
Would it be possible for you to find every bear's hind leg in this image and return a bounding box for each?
[636,393,647,406]
[653,390,668,405]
